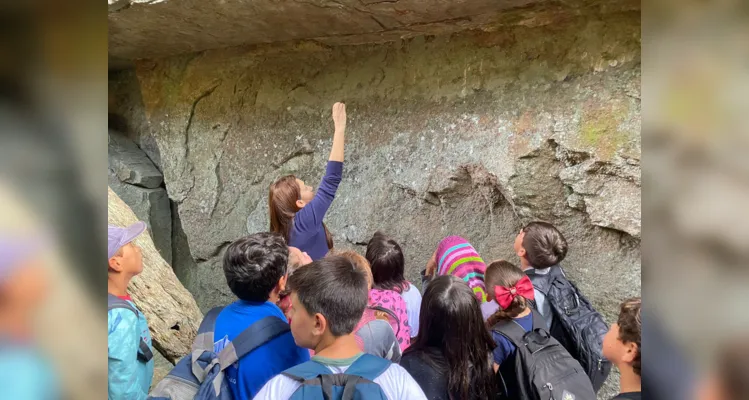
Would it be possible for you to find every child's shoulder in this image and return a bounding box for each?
[107,306,140,335]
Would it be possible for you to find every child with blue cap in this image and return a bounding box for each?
[108,221,154,400]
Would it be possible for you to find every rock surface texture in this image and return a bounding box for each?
[109,131,173,264]
[109,0,638,60]
[108,187,203,363]
[109,2,640,397]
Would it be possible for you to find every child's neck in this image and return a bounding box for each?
[108,273,131,297]
[519,257,532,270]
[313,333,360,359]
[618,366,641,394]
[516,307,531,318]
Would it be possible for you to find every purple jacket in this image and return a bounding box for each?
[289,161,342,260]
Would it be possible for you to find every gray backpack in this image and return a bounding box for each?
[147,307,290,400]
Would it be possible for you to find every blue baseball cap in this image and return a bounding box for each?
[108,222,146,259]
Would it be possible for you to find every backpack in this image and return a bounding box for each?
[282,353,391,400]
[107,294,154,364]
[526,266,612,392]
[354,306,401,360]
[147,307,290,400]
[368,289,411,350]
[493,309,596,400]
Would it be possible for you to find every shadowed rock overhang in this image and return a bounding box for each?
[108,0,640,62]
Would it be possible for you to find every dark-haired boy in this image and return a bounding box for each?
[603,297,641,400]
[513,221,569,328]
[254,255,426,399]
[213,232,309,399]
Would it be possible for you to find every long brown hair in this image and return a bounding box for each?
[405,275,496,399]
[485,260,529,328]
[269,175,333,249]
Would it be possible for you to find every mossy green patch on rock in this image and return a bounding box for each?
[579,101,632,161]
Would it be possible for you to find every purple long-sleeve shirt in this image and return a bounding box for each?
[289,161,342,260]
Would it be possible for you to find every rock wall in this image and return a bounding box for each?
[111,9,640,397]
[108,131,173,264]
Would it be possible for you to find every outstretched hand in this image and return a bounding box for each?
[332,102,346,133]
[425,250,438,277]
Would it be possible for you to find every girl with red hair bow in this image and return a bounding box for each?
[483,260,536,368]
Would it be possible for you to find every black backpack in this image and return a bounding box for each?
[526,266,612,392]
[493,309,596,400]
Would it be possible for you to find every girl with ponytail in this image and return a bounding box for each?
[484,260,536,367]
[268,102,346,261]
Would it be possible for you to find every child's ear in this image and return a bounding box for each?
[517,246,526,258]
[313,313,327,336]
[295,199,306,209]
[108,256,123,273]
[277,274,288,293]
[622,341,638,364]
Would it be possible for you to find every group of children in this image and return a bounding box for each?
[107,218,642,400]
[108,102,643,400]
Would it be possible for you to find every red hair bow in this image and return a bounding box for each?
[494,275,535,309]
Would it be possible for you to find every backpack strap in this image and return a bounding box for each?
[108,293,138,314]
[344,353,391,381]
[529,308,548,331]
[368,305,401,336]
[192,306,224,355]
[216,316,290,369]
[492,318,527,349]
[282,359,337,381]
[107,294,154,363]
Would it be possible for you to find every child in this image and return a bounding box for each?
[603,297,641,400]
[213,233,310,399]
[0,233,58,400]
[484,261,535,367]
[484,260,595,399]
[268,102,346,261]
[254,255,427,400]
[278,246,313,319]
[338,250,402,362]
[366,231,422,337]
[108,221,154,399]
[424,236,488,302]
[401,275,496,400]
[513,221,568,328]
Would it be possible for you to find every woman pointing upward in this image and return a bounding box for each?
[269,102,346,261]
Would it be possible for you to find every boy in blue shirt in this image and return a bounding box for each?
[214,232,310,399]
[108,221,154,400]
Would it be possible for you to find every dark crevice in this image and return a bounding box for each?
[370,15,387,30]
[184,83,220,161]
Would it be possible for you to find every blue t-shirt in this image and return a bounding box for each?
[214,300,310,399]
[491,313,534,366]
[289,161,343,261]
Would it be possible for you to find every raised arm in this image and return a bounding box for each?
[329,102,346,162]
[295,103,346,232]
